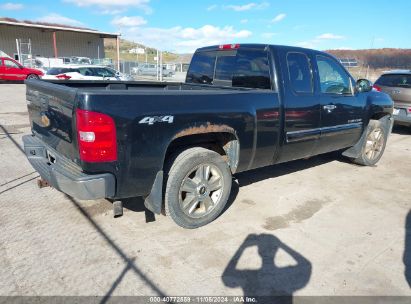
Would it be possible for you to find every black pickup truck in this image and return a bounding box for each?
[23,44,393,228]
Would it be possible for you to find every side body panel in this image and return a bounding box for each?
[78,88,281,199]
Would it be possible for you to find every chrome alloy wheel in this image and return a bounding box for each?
[178,163,224,219]
[364,127,384,161]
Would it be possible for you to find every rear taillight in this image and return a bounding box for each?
[56,73,71,80]
[76,109,117,162]
[373,85,382,92]
[408,108,411,114]
[218,44,240,50]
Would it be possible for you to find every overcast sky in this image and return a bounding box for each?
[1,0,410,53]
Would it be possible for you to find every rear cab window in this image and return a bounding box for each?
[286,52,313,94]
[186,47,272,90]
[376,74,411,88]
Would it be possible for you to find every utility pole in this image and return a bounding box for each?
[160,50,163,82]
[156,49,159,81]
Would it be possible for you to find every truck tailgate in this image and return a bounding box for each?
[26,80,79,161]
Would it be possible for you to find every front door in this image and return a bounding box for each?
[314,55,365,154]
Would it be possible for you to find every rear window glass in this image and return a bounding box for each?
[47,68,79,75]
[186,49,272,90]
[186,52,215,85]
[376,74,411,88]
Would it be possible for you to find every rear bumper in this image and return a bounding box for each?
[393,108,411,126]
[23,135,115,200]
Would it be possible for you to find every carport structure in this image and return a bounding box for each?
[0,18,121,70]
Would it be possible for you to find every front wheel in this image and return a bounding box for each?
[164,147,232,229]
[26,74,40,80]
[352,119,388,166]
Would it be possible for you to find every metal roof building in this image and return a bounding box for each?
[0,18,120,68]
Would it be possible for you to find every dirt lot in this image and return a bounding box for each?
[0,83,410,298]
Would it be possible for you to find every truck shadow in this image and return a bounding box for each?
[122,197,157,223]
[234,152,338,188]
[404,210,411,287]
[220,152,338,215]
[122,153,338,223]
[392,125,411,135]
[222,234,311,304]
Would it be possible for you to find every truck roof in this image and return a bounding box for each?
[195,43,321,54]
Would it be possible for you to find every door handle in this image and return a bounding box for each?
[323,104,336,112]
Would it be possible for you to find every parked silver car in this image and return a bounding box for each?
[133,63,175,77]
[374,70,411,127]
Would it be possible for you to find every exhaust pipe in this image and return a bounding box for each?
[113,200,123,218]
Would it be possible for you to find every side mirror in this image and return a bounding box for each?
[356,79,373,93]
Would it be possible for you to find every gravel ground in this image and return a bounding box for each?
[0,83,410,299]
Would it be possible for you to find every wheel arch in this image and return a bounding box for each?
[164,125,240,174]
[342,114,393,159]
[144,124,240,215]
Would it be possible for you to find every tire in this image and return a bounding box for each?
[26,74,39,80]
[164,147,232,229]
[352,119,388,166]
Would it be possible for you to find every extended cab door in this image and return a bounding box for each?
[314,55,365,154]
[2,58,26,80]
[276,50,321,163]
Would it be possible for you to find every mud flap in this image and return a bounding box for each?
[144,171,163,214]
[342,116,393,159]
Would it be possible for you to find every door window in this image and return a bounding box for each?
[92,68,116,77]
[78,67,94,76]
[317,56,352,94]
[4,59,20,68]
[286,53,313,94]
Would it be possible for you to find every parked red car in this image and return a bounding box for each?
[0,57,43,81]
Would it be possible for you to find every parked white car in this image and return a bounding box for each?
[42,65,133,81]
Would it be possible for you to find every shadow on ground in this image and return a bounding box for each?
[121,152,339,224]
[392,125,411,135]
[404,210,411,287]
[222,234,312,304]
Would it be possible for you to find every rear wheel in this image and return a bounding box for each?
[164,147,232,229]
[26,74,39,80]
[352,119,388,166]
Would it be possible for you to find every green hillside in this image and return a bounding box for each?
[104,38,192,63]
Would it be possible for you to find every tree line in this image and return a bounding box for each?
[327,49,411,69]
